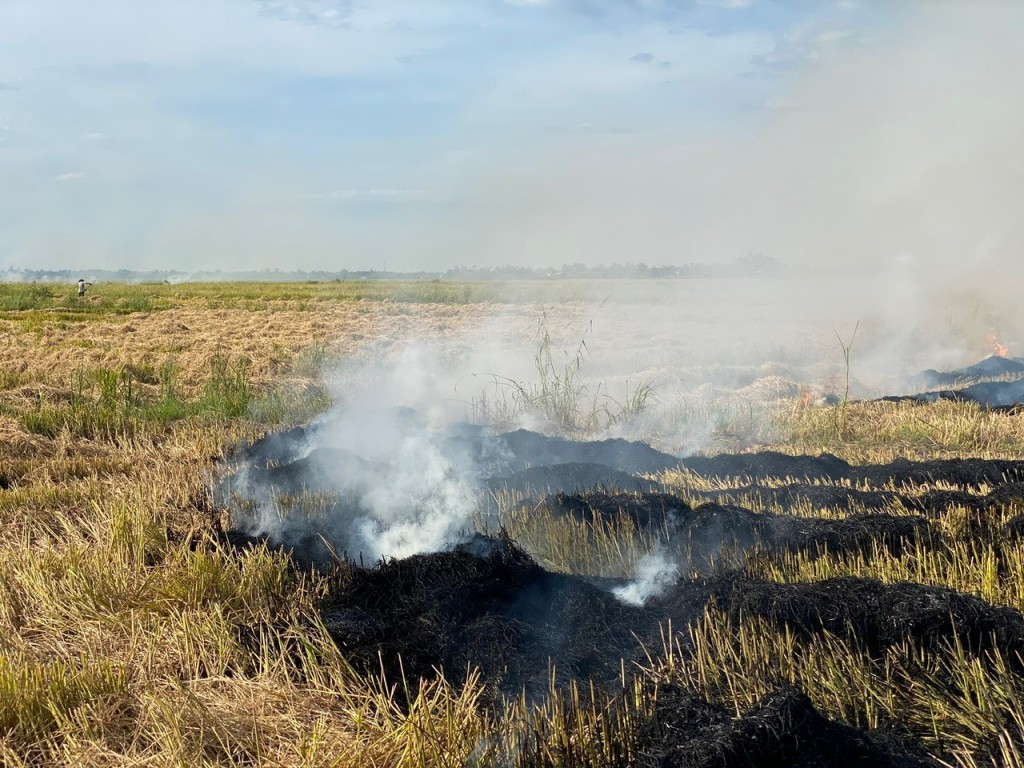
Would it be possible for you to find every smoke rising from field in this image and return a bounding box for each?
[224,4,1024,605]
[613,549,679,607]
[443,3,1024,371]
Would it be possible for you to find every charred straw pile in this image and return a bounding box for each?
[221,421,1024,766]
[885,354,1024,410]
[317,532,1024,691]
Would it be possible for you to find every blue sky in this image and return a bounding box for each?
[3,1,1003,273]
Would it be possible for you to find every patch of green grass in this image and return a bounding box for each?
[0,284,54,311]
[248,384,331,426]
[115,294,152,314]
[0,279,612,317]
[19,352,331,440]
[195,352,253,419]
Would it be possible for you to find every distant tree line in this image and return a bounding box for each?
[2,255,784,284]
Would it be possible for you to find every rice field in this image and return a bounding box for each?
[3,280,1024,766]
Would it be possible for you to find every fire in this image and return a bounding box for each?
[987,330,1009,358]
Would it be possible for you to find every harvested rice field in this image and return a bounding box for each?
[4,280,1024,767]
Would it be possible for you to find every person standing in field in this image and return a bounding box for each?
[77,279,92,297]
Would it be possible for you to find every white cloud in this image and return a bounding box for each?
[53,170,86,181]
[85,132,108,141]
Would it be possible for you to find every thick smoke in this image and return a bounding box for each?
[224,343,481,561]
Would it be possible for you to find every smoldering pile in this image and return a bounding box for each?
[220,422,1024,687]
[221,421,1024,571]
[317,533,1024,694]
[883,354,1024,409]
[218,416,685,567]
[321,535,996,766]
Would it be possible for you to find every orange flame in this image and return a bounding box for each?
[987,330,1009,357]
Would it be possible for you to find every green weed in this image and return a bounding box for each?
[470,322,653,438]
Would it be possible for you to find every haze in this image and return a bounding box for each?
[0,1,1020,286]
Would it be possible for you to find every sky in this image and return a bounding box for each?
[0,1,1017,274]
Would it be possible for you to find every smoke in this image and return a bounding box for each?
[467,6,1021,269]
[436,3,1024,374]
[613,549,679,607]
[8,4,1022,371]
[225,3,1024,567]
[351,431,477,559]
[230,344,487,561]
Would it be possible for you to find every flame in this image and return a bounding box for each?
[987,330,1009,357]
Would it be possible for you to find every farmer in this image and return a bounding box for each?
[77,278,93,297]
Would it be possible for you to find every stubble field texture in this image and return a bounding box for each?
[3,279,1024,767]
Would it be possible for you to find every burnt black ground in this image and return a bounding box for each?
[227,422,1024,501]
[486,462,666,499]
[690,482,901,511]
[888,355,1024,408]
[909,355,1024,390]
[703,574,1024,663]
[319,536,1024,696]
[882,382,1024,410]
[313,536,1024,768]
[487,429,681,475]
[229,424,309,468]
[641,685,934,768]
[319,534,709,701]
[223,423,1024,579]
[679,452,1024,488]
[222,422,1024,765]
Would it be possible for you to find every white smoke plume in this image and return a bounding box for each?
[613,549,679,607]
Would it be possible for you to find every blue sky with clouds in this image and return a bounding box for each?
[0,0,957,272]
